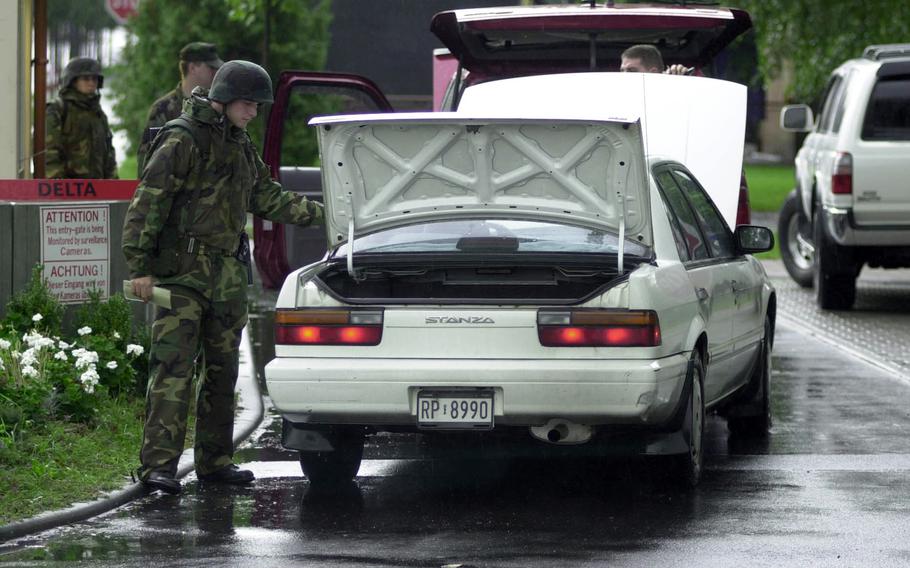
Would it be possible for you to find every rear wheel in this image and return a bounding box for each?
[673,354,705,488]
[299,427,365,487]
[728,317,773,437]
[778,190,814,287]
[813,206,856,309]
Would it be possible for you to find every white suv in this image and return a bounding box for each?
[779,44,910,309]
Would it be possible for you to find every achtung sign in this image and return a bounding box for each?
[40,205,111,303]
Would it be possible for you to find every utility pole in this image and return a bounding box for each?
[34,0,47,178]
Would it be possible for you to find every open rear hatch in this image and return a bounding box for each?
[430,4,752,77]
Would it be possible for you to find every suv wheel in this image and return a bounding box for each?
[299,427,365,487]
[813,207,857,309]
[778,190,814,287]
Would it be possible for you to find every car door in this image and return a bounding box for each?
[798,73,846,216]
[254,72,394,289]
[653,165,736,404]
[670,168,764,387]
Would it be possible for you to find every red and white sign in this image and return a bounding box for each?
[105,0,141,25]
[40,205,111,304]
[0,179,138,202]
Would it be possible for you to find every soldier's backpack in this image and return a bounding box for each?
[145,116,213,277]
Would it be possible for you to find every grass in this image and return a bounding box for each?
[0,396,199,526]
[742,163,792,261]
[118,155,138,180]
[744,163,794,213]
[0,397,144,525]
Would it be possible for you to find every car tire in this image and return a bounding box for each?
[299,427,365,487]
[813,206,856,310]
[778,190,814,287]
[727,317,773,437]
[673,354,705,488]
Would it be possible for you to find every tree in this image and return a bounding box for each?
[47,0,118,85]
[110,0,332,171]
[740,0,910,104]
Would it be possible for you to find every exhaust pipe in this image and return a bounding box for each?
[530,419,593,444]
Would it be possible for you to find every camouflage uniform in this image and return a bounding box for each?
[136,84,185,174]
[45,58,117,179]
[137,43,223,175]
[122,85,322,480]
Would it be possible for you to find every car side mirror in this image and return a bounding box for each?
[734,225,774,254]
[779,104,814,132]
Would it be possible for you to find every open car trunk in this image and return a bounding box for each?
[314,256,634,304]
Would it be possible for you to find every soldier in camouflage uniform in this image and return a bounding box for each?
[136,42,223,175]
[122,60,323,495]
[45,57,117,179]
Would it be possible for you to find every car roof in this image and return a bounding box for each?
[430,3,752,77]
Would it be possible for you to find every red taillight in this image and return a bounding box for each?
[275,309,383,346]
[736,173,751,226]
[537,310,660,347]
[831,152,853,195]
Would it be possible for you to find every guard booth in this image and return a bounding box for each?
[0,179,139,321]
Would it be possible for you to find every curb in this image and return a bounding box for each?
[0,326,264,543]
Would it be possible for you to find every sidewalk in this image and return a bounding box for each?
[0,326,264,543]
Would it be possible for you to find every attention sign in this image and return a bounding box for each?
[40,205,111,303]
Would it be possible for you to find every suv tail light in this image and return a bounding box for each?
[736,173,751,226]
[537,310,660,347]
[275,309,383,345]
[832,152,853,194]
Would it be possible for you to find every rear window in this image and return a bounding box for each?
[862,77,910,141]
[334,219,650,257]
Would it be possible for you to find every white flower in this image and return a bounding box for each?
[105,361,118,370]
[23,331,43,348]
[22,365,39,379]
[10,350,20,360]
[0,358,4,371]
[74,349,99,370]
[54,350,68,361]
[57,340,70,350]
[36,337,56,350]
[32,313,43,322]
[79,368,100,394]
[0,339,10,350]
[20,348,38,367]
[126,344,145,357]
[77,326,92,336]
[113,331,121,340]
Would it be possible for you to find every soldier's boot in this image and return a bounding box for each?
[198,464,254,485]
[145,470,183,495]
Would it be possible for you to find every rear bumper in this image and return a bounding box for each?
[826,206,910,246]
[265,354,690,428]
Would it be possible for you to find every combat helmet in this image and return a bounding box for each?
[62,57,104,89]
[209,60,273,104]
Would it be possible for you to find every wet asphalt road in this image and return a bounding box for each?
[3,269,910,567]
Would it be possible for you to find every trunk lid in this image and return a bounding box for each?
[310,114,651,250]
[430,4,752,77]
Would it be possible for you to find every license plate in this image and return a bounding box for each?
[417,390,494,430]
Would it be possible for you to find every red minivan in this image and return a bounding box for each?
[255,3,753,289]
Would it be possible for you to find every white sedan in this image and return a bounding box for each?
[265,72,775,488]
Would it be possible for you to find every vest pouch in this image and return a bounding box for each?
[149,231,186,277]
[148,248,181,277]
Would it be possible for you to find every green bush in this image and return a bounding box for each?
[1,266,150,430]
[75,289,134,349]
[3,265,64,337]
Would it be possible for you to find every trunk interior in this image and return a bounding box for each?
[315,262,625,304]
